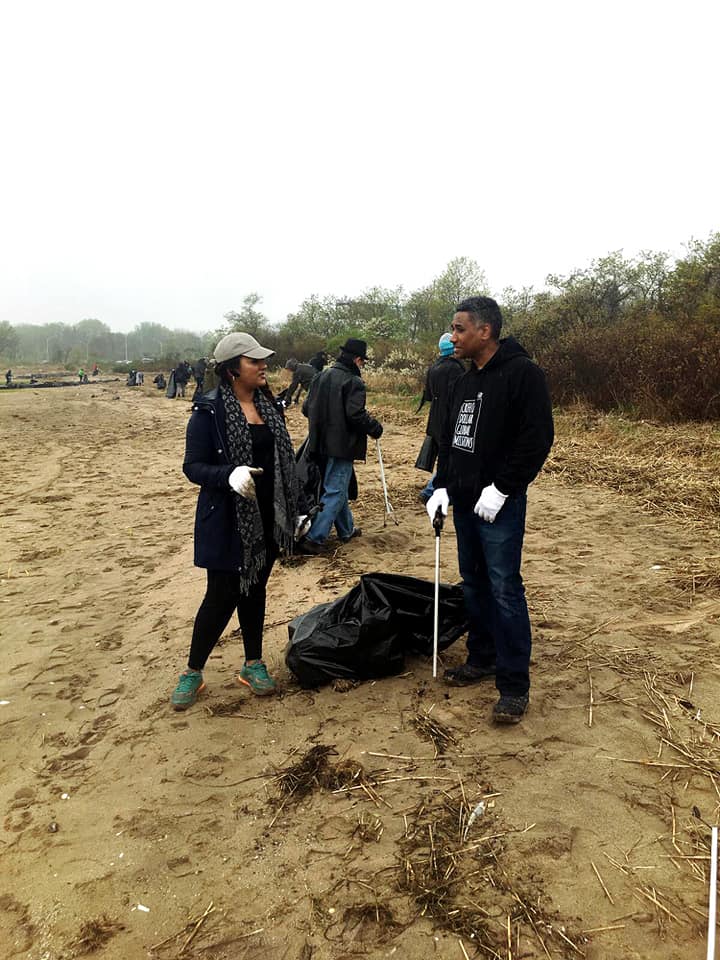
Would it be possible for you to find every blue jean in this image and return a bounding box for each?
[421,473,436,500]
[307,457,354,543]
[453,495,531,697]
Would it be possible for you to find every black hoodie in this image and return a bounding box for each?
[435,337,554,508]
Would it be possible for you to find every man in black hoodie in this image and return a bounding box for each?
[427,296,553,724]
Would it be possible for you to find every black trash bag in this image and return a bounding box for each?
[295,436,324,516]
[414,434,438,473]
[285,572,467,689]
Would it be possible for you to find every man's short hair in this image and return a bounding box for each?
[456,296,503,340]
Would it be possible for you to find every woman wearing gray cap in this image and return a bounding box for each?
[171,331,305,708]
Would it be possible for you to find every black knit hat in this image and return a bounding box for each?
[339,338,368,360]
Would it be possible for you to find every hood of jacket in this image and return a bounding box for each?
[476,336,530,371]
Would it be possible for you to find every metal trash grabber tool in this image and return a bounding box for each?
[708,824,718,960]
[376,439,398,526]
[432,505,444,678]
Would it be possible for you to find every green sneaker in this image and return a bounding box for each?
[171,670,206,710]
[237,660,277,696]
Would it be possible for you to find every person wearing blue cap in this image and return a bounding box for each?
[415,333,465,503]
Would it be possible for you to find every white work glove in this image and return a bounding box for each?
[228,466,263,499]
[426,488,450,524]
[294,514,312,540]
[473,483,507,523]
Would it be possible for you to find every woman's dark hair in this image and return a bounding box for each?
[215,357,241,384]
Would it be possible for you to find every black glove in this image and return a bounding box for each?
[369,422,383,440]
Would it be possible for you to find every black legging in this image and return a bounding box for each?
[188,557,276,670]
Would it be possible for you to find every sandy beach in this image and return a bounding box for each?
[1,378,718,959]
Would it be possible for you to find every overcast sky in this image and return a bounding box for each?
[1,0,718,334]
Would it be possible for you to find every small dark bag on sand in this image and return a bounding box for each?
[285,572,466,688]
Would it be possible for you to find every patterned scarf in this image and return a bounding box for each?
[220,381,298,592]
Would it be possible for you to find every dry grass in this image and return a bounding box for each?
[67,916,124,954]
[367,392,720,535]
[355,810,384,843]
[333,902,405,945]
[411,710,458,757]
[666,556,720,596]
[274,744,338,800]
[546,407,720,530]
[365,368,424,398]
[270,744,381,812]
[398,785,585,959]
[149,902,216,955]
[558,626,719,912]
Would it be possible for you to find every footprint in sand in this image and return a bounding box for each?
[8,661,31,675]
[95,635,122,651]
[4,787,37,833]
[43,749,90,777]
[0,895,35,954]
[77,714,117,746]
[138,696,170,721]
[54,674,90,702]
[96,687,124,708]
[4,808,32,833]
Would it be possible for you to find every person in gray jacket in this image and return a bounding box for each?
[298,338,383,554]
[284,359,317,405]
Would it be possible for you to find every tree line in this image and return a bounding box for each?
[504,234,720,421]
[1,234,718,420]
[0,257,489,370]
[0,318,215,371]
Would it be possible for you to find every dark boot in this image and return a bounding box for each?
[492,694,529,724]
[443,663,496,685]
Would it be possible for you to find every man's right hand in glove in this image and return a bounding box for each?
[228,466,263,499]
[426,488,450,524]
[369,422,383,439]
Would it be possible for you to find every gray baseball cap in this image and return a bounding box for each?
[213,332,275,363]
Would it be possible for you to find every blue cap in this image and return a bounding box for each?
[438,333,454,357]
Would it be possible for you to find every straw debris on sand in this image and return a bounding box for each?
[552,612,718,932]
[272,744,377,802]
[546,408,720,529]
[309,891,407,950]
[412,709,458,756]
[666,555,720,596]
[67,915,125,954]
[149,901,217,956]
[398,784,584,959]
[328,902,406,948]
